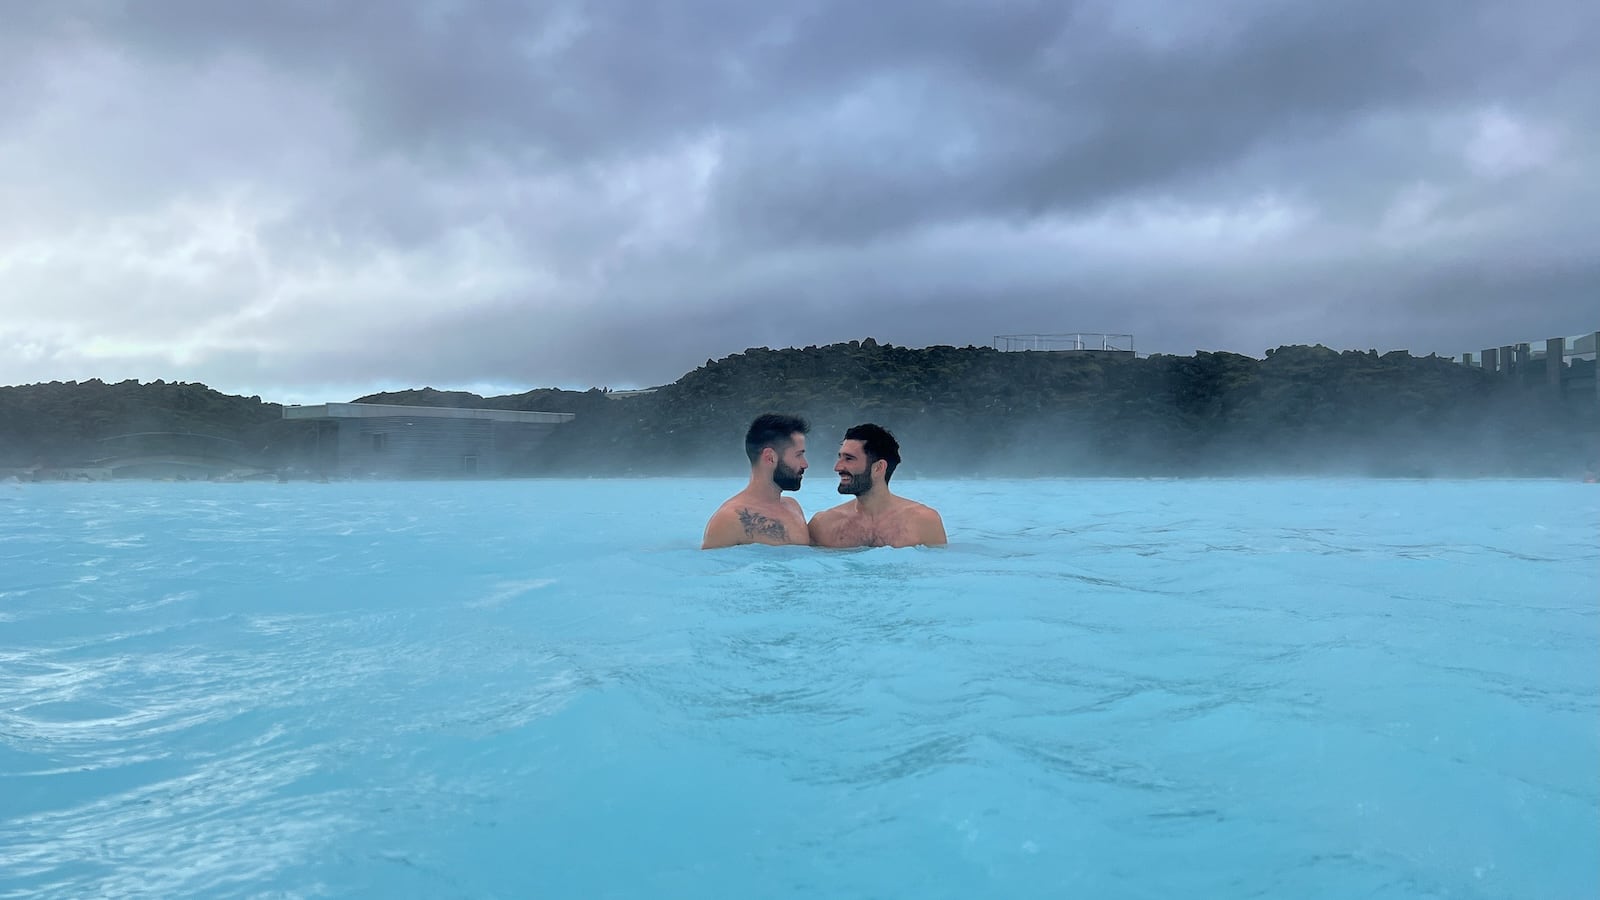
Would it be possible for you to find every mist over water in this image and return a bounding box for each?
[2,478,1596,898]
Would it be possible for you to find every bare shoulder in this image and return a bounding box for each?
[806,502,847,545]
[888,496,939,518]
[811,500,853,521]
[707,494,749,522]
[901,499,947,545]
[808,500,855,527]
[701,499,747,549]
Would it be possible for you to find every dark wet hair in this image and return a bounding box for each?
[745,413,809,464]
[844,423,900,482]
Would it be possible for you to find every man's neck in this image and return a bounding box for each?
[852,485,896,515]
[744,471,783,501]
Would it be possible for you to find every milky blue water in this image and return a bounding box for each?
[1,478,1596,899]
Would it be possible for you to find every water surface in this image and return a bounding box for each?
[1,478,1596,898]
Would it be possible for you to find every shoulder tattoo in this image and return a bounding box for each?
[738,508,788,541]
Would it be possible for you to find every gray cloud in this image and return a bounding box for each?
[1,0,1596,401]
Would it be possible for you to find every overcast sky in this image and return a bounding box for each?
[2,0,1596,402]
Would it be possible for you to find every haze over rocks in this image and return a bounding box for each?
[2,341,1594,479]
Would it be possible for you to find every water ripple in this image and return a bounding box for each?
[0,478,1594,899]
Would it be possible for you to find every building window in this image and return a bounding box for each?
[370,433,388,452]
[461,454,478,474]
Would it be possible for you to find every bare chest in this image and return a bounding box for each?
[829,514,915,548]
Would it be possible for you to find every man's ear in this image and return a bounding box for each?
[873,458,888,478]
[762,446,776,465]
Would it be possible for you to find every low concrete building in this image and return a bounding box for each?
[1464,330,1598,404]
[283,402,574,478]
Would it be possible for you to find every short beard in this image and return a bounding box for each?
[772,459,803,492]
[837,468,873,495]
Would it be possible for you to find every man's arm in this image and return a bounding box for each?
[701,507,746,549]
[910,507,947,547]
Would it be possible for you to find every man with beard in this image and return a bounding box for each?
[809,423,946,548]
[701,413,812,549]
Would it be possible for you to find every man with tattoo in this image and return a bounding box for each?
[809,423,947,548]
[701,413,812,549]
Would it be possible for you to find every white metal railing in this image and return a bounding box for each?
[283,402,574,423]
[993,333,1135,353]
